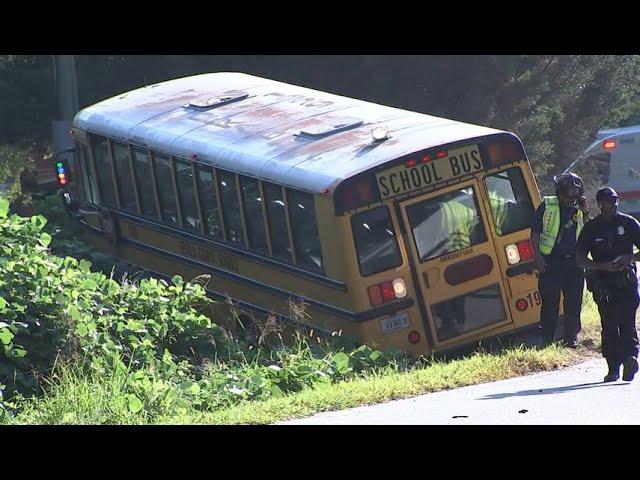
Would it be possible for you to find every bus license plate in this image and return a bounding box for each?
[376,144,483,199]
[381,312,410,335]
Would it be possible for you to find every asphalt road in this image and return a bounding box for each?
[280,358,640,424]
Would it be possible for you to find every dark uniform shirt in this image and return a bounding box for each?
[532,202,579,256]
[576,213,640,274]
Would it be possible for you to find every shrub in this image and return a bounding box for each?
[1,195,403,423]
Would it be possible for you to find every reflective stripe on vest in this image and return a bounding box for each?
[489,193,508,235]
[441,201,474,251]
[539,196,583,255]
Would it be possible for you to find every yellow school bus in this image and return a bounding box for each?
[62,72,542,356]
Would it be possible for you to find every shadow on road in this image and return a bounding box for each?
[478,381,630,400]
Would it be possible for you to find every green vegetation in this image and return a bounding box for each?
[0,196,404,422]
[0,194,604,424]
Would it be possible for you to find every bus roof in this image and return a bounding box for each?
[74,72,506,194]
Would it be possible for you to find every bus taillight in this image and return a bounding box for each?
[603,139,616,150]
[517,240,534,262]
[505,240,534,265]
[486,140,523,168]
[56,160,69,187]
[368,277,406,307]
[337,176,380,212]
[380,281,395,302]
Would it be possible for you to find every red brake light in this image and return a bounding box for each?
[502,142,521,162]
[380,281,395,302]
[515,298,528,311]
[487,141,522,167]
[487,143,502,166]
[405,159,417,168]
[436,150,447,159]
[368,285,382,307]
[517,240,534,262]
[340,177,378,212]
[603,139,616,150]
[356,178,374,203]
[421,155,432,163]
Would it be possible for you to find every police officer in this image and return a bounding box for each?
[576,187,640,382]
[531,173,589,347]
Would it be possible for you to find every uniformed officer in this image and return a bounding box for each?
[531,173,589,347]
[576,187,640,382]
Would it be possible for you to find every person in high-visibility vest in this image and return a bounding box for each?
[530,172,590,348]
[440,198,476,252]
[488,191,510,236]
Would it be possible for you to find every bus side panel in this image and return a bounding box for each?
[342,201,434,356]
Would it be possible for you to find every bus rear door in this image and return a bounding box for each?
[398,178,513,350]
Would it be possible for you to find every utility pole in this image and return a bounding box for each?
[53,55,79,121]
[51,55,79,185]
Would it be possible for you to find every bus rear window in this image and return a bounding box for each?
[484,167,535,236]
[351,206,402,277]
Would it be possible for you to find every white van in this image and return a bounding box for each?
[570,125,640,217]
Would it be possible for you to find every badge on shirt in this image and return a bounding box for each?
[618,225,625,236]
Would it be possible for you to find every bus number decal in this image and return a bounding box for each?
[526,291,541,308]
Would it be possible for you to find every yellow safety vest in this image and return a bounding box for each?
[488,193,509,235]
[539,196,583,255]
[441,201,475,251]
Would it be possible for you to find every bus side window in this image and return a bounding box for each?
[351,206,402,276]
[175,160,200,232]
[240,176,268,255]
[111,141,137,212]
[153,154,178,225]
[288,189,324,273]
[132,147,158,218]
[76,143,97,204]
[263,182,293,263]
[91,135,117,207]
[484,167,534,236]
[196,166,223,240]
[217,170,245,246]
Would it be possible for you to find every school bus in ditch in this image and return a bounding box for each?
[59,72,542,356]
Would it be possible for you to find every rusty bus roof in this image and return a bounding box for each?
[74,72,506,194]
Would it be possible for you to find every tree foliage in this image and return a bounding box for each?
[2,55,640,193]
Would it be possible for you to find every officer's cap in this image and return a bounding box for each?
[596,187,621,202]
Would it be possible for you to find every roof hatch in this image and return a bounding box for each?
[186,91,249,110]
[296,117,364,139]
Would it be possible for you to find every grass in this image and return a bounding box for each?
[164,293,605,425]
[2,290,605,426]
[166,344,576,425]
